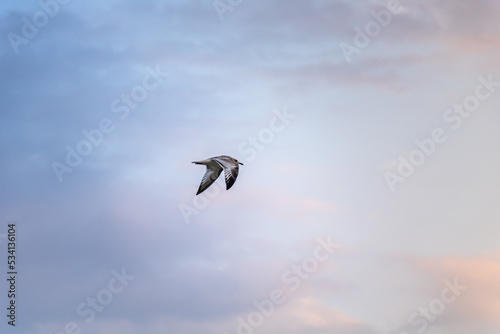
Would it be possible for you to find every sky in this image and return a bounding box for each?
[1,0,500,333]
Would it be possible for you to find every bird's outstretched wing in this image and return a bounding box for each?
[196,161,223,195]
[213,156,240,190]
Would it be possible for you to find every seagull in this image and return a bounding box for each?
[192,155,244,195]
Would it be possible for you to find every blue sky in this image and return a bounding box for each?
[1,0,500,333]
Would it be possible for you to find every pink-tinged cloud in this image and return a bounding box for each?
[251,297,376,334]
[417,254,500,326]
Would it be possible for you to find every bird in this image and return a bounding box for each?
[192,155,244,195]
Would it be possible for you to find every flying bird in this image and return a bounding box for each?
[192,155,243,195]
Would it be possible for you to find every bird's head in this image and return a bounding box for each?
[231,157,243,166]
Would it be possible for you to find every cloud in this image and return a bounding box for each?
[417,254,500,327]
[241,297,377,334]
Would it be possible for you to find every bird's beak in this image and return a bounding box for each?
[239,162,244,165]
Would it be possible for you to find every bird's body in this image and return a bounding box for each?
[192,155,243,195]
